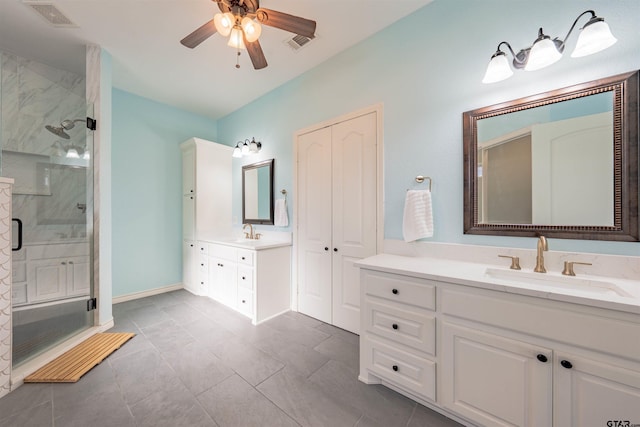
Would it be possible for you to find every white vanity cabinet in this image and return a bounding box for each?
[207,242,290,325]
[358,259,640,427]
[180,137,232,296]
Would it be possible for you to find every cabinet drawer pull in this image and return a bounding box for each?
[324,247,329,251]
[392,288,398,295]
[560,360,573,369]
[190,244,194,247]
[61,262,67,265]
[69,261,74,264]
[392,365,399,372]
[241,256,246,260]
[242,276,246,280]
[200,282,204,285]
[536,354,548,363]
[242,300,246,304]
[392,324,398,330]
[200,263,204,267]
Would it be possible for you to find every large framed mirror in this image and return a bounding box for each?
[463,70,639,241]
[242,159,274,225]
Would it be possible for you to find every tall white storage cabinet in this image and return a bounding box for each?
[296,111,378,334]
[181,138,232,296]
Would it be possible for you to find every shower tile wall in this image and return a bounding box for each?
[0,179,13,398]
[1,50,87,244]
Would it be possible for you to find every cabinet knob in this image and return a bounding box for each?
[560,360,573,369]
[190,244,194,247]
[69,261,74,264]
[392,324,398,330]
[190,189,194,193]
[392,288,398,295]
[201,282,204,285]
[61,262,67,265]
[190,196,194,200]
[242,276,246,280]
[324,247,329,251]
[200,263,204,267]
[242,300,246,304]
[241,256,246,260]
[334,248,338,252]
[392,365,399,372]
[536,354,548,363]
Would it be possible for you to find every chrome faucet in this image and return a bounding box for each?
[534,236,548,273]
[242,223,254,239]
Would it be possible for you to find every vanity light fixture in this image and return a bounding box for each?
[232,137,262,158]
[482,10,617,84]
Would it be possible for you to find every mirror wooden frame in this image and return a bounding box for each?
[242,159,274,225]
[463,70,639,241]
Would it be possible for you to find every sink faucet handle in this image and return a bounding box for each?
[254,233,262,240]
[498,255,521,270]
[562,261,592,276]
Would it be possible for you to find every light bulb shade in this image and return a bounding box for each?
[571,19,617,58]
[227,27,246,49]
[66,148,80,159]
[241,17,262,43]
[214,12,234,37]
[232,146,243,158]
[249,139,261,154]
[482,51,514,84]
[241,141,250,154]
[525,36,562,71]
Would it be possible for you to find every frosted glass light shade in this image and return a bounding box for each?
[66,148,79,159]
[525,37,562,71]
[571,19,617,58]
[241,17,261,43]
[228,27,246,49]
[241,141,250,154]
[482,52,514,84]
[214,13,234,37]
[232,146,242,158]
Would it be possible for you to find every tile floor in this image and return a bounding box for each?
[0,290,464,427]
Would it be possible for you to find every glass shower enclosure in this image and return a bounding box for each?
[0,50,95,367]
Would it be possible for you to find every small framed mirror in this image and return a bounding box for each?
[463,70,639,241]
[242,159,274,225]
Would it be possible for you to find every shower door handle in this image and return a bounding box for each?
[12,218,23,251]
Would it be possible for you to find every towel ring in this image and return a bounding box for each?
[414,175,432,191]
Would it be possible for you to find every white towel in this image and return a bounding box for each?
[403,190,434,242]
[274,198,289,227]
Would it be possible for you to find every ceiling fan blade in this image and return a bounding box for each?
[256,8,316,38]
[180,19,218,49]
[244,35,268,70]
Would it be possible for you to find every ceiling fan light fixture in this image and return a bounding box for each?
[228,27,246,49]
[214,12,234,37]
[241,17,262,43]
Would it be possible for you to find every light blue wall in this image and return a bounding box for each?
[218,0,640,256]
[111,89,218,297]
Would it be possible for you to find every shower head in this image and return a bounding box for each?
[45,125,71,139]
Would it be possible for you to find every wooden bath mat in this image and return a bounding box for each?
[24,332,135,383]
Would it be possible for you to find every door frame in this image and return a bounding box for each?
[292,103,384,311]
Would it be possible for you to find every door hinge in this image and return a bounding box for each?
[86,117,97,131]
[87,297,97,311]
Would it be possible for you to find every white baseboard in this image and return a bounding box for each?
[112,283,183,305]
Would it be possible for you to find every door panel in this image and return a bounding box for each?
[331,112,377,334]
[297,127,332,323]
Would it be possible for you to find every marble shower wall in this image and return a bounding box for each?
[1,50,89,243]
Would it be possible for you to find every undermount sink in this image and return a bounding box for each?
[484,267,633,298]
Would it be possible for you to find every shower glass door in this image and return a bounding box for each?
[0,51,94,367]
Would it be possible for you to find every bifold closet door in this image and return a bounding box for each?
[297,112,377,333]
[297,126,333,323]
[331,112,377,333]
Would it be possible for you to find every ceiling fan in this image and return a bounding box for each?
[180,0,317,70]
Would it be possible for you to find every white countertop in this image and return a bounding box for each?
[201,237,291,250]
[356,254,640,315]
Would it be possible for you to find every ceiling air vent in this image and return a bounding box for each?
[284,34,316,51]
[23,2,77,27]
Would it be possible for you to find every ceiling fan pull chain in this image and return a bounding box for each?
[236,48,241,69]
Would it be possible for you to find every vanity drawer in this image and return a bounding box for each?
[365,299,436,356]
[363,270,436,310]
[237,287,254,317]
[363,336,436,402]
[197,241,208,255]
[208,244,237,261]
[238,267,254,291]
[198,255,208,273]
[237,249,254,267]
[13,261,26,282]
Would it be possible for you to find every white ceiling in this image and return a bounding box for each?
[0,0,432,119]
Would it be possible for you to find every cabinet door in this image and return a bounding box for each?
[441,322,552,427]
[210,257,237,308]
[554,352,640,427]
[331,112,378,334]
[183,240,196,293]
[28,259,68,302]
[297,126,333,323]
[183,194,195,240]
[182,146,196,196]
[66,256,90,297]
